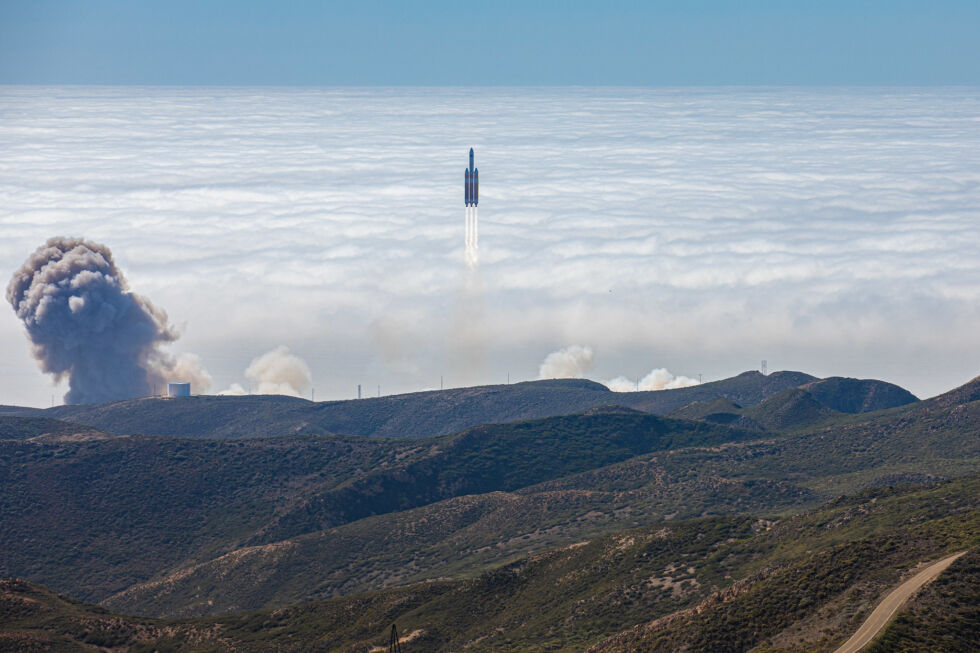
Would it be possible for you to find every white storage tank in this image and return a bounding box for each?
[167,382,191,397]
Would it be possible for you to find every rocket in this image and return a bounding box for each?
[464,148,478,206]
[463,148,479,266]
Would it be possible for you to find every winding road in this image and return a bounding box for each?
[833,550,968,653]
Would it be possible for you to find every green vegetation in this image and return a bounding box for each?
[591,477,980,652]
[3,475,978,652]
[0,370,972,653]
[0,416,110,441]
[1,374,975,621]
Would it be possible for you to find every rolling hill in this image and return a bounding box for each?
[2,369,973,648]
[3,475,978,652]
[0,371,915,440]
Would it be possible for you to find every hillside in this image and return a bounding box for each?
[741,389,843,431]
[3,371,975,630]
[0,371,972,620]
[1,371,835,439]
[800,376,919,413]
[0,408,761,605]
[101,373,980,618]
[254,408,765,542]
[588,477,980,653]
[3,475,978,652]
[865,547,980,653]
[0,432,419,601]
[0,416,112,442]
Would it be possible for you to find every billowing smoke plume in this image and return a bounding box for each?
[220,346,312,397]
[605,368,700,392]
[538,345,595,379]
[6,237,211,404]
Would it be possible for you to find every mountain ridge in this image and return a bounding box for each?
[0,370,917,440]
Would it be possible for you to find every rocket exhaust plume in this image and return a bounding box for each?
[220,346,312,397]
[6,237,210,404]
[605,368,700,391]
[538,345,595,379]
[465,205,479,268]
[449,146,486,383]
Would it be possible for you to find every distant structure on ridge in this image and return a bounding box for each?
[167,382,190,397]
[464,148,479,267]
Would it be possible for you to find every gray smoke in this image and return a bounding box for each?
[7,237,210,404]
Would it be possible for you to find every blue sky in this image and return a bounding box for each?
[1,1,978,85]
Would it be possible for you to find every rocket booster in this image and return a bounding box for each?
[464,147,479,206]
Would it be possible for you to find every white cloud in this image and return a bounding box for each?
[2,87,980,405]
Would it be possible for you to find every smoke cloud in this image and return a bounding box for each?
[538,345,595,379]
[605,368,700,392]
[537,345,698,391]
[6,237,211,404]
[220,346,312,397]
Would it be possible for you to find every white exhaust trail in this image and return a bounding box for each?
[465,205,479,268]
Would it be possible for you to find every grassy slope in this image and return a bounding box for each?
[589,478,980,653]
[0,433,419,601]
[0,416,111,441]
[102,387,980,619]
[103,466,810,617]
[3,475,979,653]
[257,408,764,542]
[0,409,759,605]
[6,377,976,619]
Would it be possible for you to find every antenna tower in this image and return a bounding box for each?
[761,360,768,376]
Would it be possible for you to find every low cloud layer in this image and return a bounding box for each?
[1,87,979,404]
[6,237,210,403]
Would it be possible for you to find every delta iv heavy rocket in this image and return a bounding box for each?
[464,148,479,267]
[464,147,479,206]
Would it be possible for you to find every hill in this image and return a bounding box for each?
[0,408,761,605]
[866,547,980,653]
[0,372,969,626]
[0,371,830,439]
[800,376,919,413]
[3,475,978,652]
[101,372,979,618]
[0,416,113,442]
[741,388,843,431]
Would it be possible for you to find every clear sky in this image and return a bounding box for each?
[1,1,978,85]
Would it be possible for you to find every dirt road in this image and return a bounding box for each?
[834,550,968,653]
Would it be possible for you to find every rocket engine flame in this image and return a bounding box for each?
[6,237,210,404]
